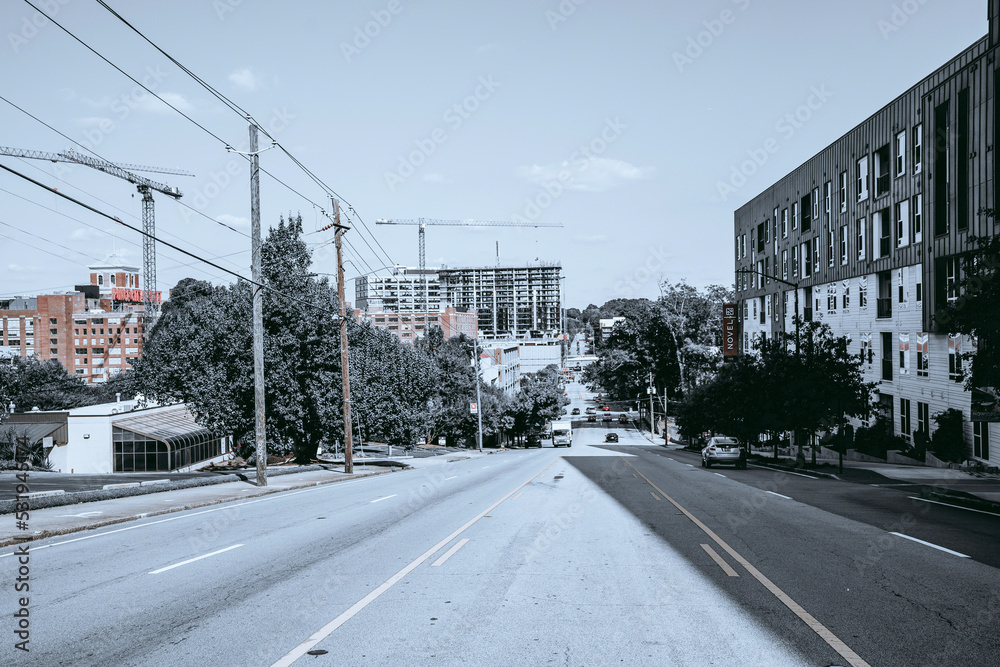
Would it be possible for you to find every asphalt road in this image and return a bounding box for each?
[2,383,997,665]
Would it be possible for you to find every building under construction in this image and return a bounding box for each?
[438,264,562,340]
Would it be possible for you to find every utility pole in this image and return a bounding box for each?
[472,335,484,452]
[249,120,267,487]
[332,199,355,474]
[648,372,655,440]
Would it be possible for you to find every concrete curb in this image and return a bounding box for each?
[0,463,404,515]
[0,467,398,548]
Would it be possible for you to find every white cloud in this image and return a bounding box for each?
[216,214,249,228]
[228,67,261,92]
[517,157,655,193]
[70,228,109,241]
[140,91,194,113]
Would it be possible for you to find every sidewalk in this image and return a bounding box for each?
[0,448,504,548]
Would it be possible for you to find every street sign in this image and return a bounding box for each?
[722,302,739,357]
[470,402,478,414]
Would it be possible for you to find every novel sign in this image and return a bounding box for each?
[722,303,738,357]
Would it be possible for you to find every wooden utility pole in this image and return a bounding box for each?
[333,200,354,474]
[249,120,267,487]
[648,372,655,440]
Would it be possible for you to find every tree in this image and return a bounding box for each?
[0,356,96,412]
[136,215,343,463]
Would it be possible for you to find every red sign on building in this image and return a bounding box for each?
[722,303,738,357]
[112,287,162,304]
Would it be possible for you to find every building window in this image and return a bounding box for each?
[857,155,869,202]
[827,284,837,314]
[898,268,907,305]
[839,171,848,212]
[812,237,820,273]
[899,333,910,375]
[913,123,922,174]
[881,332,893,381]
[916,333,928,377]
[874,144,891,197]
[764,220,770,245]
[948,335,963,382]
[802,242,811,278]
[913,194,922,243]
[842,282,851,310]
[900,398,912,439]
[917,401,929,437]
[812,187,820,221]
[840,225,848,264]
[856,218,866,261]
[49,348,57,355]
[792,202,798,230]
[916,279,922,302]
[896,130,907,176]
[49,317,57,325]
[875,208,891,259]
[933,101,950,236]
[824,181,831,215]
[98,274,103,285]
[781,249,788,280]
[973,422,991,460]
[859,276,868,309]
[111,274,116,285]
[895,199,909,247]
[792,247,799,277]
[860,333,873,367]
[828,228,835,267]
[781,209,788,238]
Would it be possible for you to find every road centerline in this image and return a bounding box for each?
[889,532,970,558]
[148,544,243,575]
[431,538,470,567]
[370,494,397,503]
[619,456,871,667]
[701,543,739,577]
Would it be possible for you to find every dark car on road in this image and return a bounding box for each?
[572,408,580,415]
[605,432,618,443]
[526,433,543,448]
[587,414,597,422]
[618,414,628,423]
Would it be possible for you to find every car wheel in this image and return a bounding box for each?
[701,457,706,467]
[705,459,712,468]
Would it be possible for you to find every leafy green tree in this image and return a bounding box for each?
[0,356,95,411]
[935,234,1000,392]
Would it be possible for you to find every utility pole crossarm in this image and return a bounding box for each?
[375,218,562,228]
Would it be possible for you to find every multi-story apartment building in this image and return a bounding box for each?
[355,266,442,313]
[734,0,1000,465]
[438,264,562,339]
[0,254,156,385]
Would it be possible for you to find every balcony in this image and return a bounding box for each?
[877,298,892,319]
[881,358,893,382]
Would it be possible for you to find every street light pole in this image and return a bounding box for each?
[735,268,800,355]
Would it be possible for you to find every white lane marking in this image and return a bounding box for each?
[444,476,458,481]
[686,464,693,467]
[701,543,739,577]
[512,491,523,501]
[0,477,372,558]
[749,464,816,479]
[766,491,792,500]
[430,538,470,567]
[148,544,244,574]
[714,473,726,478]
[889,532,970,558]
[270,459,557,667]
[666,458,675,461]
[908,496,1000,517]
[370,494,397,503]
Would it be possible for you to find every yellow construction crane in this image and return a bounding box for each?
[374,217,563,309]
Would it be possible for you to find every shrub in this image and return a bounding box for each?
[853,417,893,459]
[931,408,969,463]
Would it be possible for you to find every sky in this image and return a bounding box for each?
[0,0,989,310]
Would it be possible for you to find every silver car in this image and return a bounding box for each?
[701,437,746,469]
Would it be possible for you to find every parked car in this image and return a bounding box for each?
[618,414,628,423]
[701,436,746,469]
[571,408,581,415]
[605,432,619,443]
[602,412,612,422]
[586,407,597,415]
[526,433,543,448]
[587,415,597,422]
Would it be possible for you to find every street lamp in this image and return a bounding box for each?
[734,268,800,356]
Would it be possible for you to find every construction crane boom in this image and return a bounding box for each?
[375,217,564,312]
[0,145,191,328]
